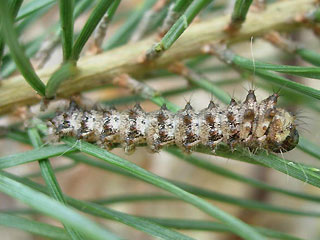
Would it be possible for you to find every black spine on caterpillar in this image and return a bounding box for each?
[47,90,299,154]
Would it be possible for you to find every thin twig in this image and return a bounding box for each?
[158,3,178,37]
[130,0,168,42]
[92,0,121,53]
[113,73,159,99]
[202,44,239,71]
[33,35,60,69]
[113,73,180,112]
[93,13,110,53]
[158,0,193,37]
[264,32,301,54]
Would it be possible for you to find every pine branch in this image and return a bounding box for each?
[0,0,316,115]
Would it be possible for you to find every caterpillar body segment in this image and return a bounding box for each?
[47,91,299,154]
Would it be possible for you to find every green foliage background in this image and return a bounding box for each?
[0,0,319,239]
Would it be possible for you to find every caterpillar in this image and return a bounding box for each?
[47,90,299,154]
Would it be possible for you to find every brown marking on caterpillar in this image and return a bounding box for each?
[174,103,201,153]
[47,91,299,154]
[146,104,176,152]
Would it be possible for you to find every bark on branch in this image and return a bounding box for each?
[0,0,316,115]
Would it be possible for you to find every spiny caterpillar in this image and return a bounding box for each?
[47,90,299,154]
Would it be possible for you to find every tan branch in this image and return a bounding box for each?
[0,0,316,116]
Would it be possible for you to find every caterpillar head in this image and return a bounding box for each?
[267,109,299,153]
